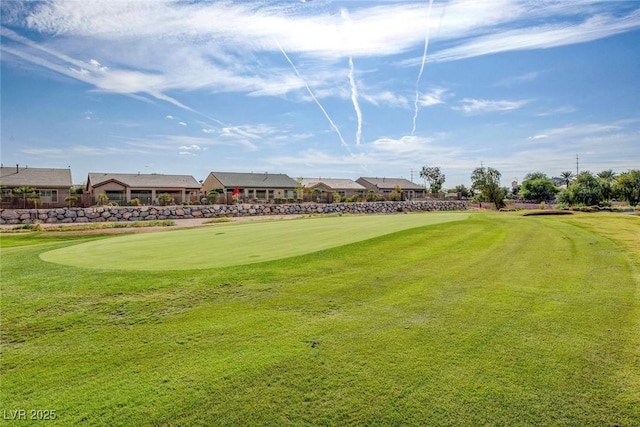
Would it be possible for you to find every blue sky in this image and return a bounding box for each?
[1,0,639,187]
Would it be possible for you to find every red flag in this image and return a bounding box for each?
[232,187,240,196]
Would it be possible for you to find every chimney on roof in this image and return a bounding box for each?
[16,164,19,173]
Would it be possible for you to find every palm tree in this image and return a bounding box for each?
[560,171,574,188]
[598,169,617,201]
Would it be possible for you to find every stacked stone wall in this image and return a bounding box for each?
[0,201,466,225]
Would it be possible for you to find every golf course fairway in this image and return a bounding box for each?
[40,212,468,270]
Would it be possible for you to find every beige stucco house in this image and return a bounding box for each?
[1,165,73,208]
[356,177,427,200]
[86,172,201,205]
[202,172,298,203]
[298,178,367,202]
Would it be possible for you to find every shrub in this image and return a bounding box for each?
[96,193,109,206]
[65,195,78,207]
[128,198,141,206]
[12,222,44,231]
[158,193,173,206]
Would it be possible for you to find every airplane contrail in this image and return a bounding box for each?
[412,0,435,135]
[275,39,351,152]
[348,57,363,146]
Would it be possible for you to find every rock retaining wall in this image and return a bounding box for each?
[0,201,466,225]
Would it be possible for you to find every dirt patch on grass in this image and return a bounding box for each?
[1,214,308,236]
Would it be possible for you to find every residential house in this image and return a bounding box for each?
[201,172,298,203]
[86,172,201,205]
[1,165,73,208]
[299,178,366,202]
[356,177,427,200]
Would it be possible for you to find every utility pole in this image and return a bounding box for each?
[576,154,579,175]
[411,168,414,183]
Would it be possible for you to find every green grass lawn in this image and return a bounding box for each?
[1,212,639,426]
[39,212,468,270]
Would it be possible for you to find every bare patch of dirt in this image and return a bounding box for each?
[2,214,308,236]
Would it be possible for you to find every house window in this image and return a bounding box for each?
[37,189,58,203]
[105,190,125,204]
[1,188,12,199]
[131,191,152,204]
[256,190,266,200]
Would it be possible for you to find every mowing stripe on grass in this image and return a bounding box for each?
[40,212,468,271]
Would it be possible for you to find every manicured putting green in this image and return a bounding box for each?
[40,212,468,271]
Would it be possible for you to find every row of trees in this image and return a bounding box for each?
[470,168,640,209]
[420,164,640,210]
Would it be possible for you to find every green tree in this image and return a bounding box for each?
[365,190,382,202]
[563,171,602,206]
[389,185,403,201]
[420,166,446,195]
[452,184,472,199]
[207,189,220,204]
[597,169,617,201]
[613,170,640,206]
[295,178,305,201]
[519,172,559,203]
[96,193,109,206]
[560,171,574,187]
[158,193,173,206]
[70,185,84,195]
[13,186,36,209]
[65,195,79,207]
[471,166,506,209]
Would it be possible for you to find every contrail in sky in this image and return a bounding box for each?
[412,0,435,135]
[348,56,363,146]
[275,40,351,152]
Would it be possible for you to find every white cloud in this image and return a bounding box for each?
[89,58,108,71]
[495,71,539,87]
[20,147,66,156]
[178,121,187,126]
[426,10,640,63]
[165,115,174,120]
[453,98,529,114]
[4,0,637,111]
[361,90,409,108]
[371,135,430,154]
[178,144,201,151]
[418,87,448,107]
[535,106,577,116]
[540,123,622,138]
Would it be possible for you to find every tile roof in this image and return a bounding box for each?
[299,178,366,190]
[88,173,201,188]
[209,172,297,188]
[357,177,425,190]
[0,167,72,187]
